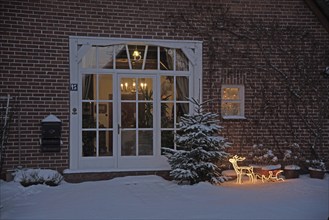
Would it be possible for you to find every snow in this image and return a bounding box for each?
[14,169,61,182]
[309,167,325,172]
[1,174,328,219]
[262,164,282,170]
[285,165,301,170]
[41,114,61,122]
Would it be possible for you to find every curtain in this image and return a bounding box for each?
[176,76,189,114]
[176,49,189,71]
[82,45,125,99]
[165,48,189,114]
[98,45,125,68]
[83,75,93,100]
[165,48,174,70]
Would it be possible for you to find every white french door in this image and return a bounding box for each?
[69,37,202,171]
[117,75,165,169]
[77,74,169,170]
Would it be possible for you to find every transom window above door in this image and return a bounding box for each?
[81,45,189,71]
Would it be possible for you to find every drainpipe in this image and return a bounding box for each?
[18,103,21,168]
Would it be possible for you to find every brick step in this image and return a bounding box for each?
[63,170,171,183]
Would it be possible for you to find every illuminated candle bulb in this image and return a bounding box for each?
[144,83,147,88]
[133,82,136,87]
[120,83,123,90]
[125,82,128,90]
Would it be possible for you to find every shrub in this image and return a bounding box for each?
[283,143,304,167]
[306,159,326,171]
[249,144,279,165]
[14,169,63,187]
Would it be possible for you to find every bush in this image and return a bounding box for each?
[249,144,279,165]
[306,159,326,171]
[14,169,63,187]
[283,143,304,167]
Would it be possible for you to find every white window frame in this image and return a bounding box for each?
[69,36,203,171]
[221,84,245,119]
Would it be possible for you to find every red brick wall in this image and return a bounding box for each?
[1,0,328,174]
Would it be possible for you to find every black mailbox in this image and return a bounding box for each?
[41,114,61,152]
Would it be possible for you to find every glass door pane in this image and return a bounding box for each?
[81,73,114,157]
[121,130,136,156]
[120,76,154,157]
[160,75,190,152]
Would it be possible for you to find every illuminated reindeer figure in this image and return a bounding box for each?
[229,155,256,184]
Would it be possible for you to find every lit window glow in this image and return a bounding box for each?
[221,85,245,118]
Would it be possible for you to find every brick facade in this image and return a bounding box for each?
[1,0,328,175]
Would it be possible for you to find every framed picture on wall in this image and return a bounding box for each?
[98,104,107,114]
[83,103,93,115]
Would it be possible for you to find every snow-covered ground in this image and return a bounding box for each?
[0,174,328,220]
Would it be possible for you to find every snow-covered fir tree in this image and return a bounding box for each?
[163,98,231,185]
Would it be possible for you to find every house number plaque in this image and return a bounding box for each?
[70,83,78,91]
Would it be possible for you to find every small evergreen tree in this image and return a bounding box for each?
[163,98,230,184]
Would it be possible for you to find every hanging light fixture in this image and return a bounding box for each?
[132,45,142,62]
[120,79,139,93]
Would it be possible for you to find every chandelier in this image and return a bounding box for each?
[132,46,142,62]
[120,81,147,93]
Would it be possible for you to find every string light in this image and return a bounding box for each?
[260,170,284,183]
[229,155,256,184]
[228,155,285,184]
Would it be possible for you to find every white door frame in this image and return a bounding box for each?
[117,74,163,169]
[69,36,202,171]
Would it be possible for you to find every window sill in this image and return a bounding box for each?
[222,116,247,120]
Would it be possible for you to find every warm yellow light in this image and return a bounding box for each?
[140,82,147,90]
[229,155,256,184]
[228,155,284,184]
[132,49,142,61]
[260,170,284,183]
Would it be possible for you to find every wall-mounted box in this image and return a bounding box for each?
[41,114,61,152]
